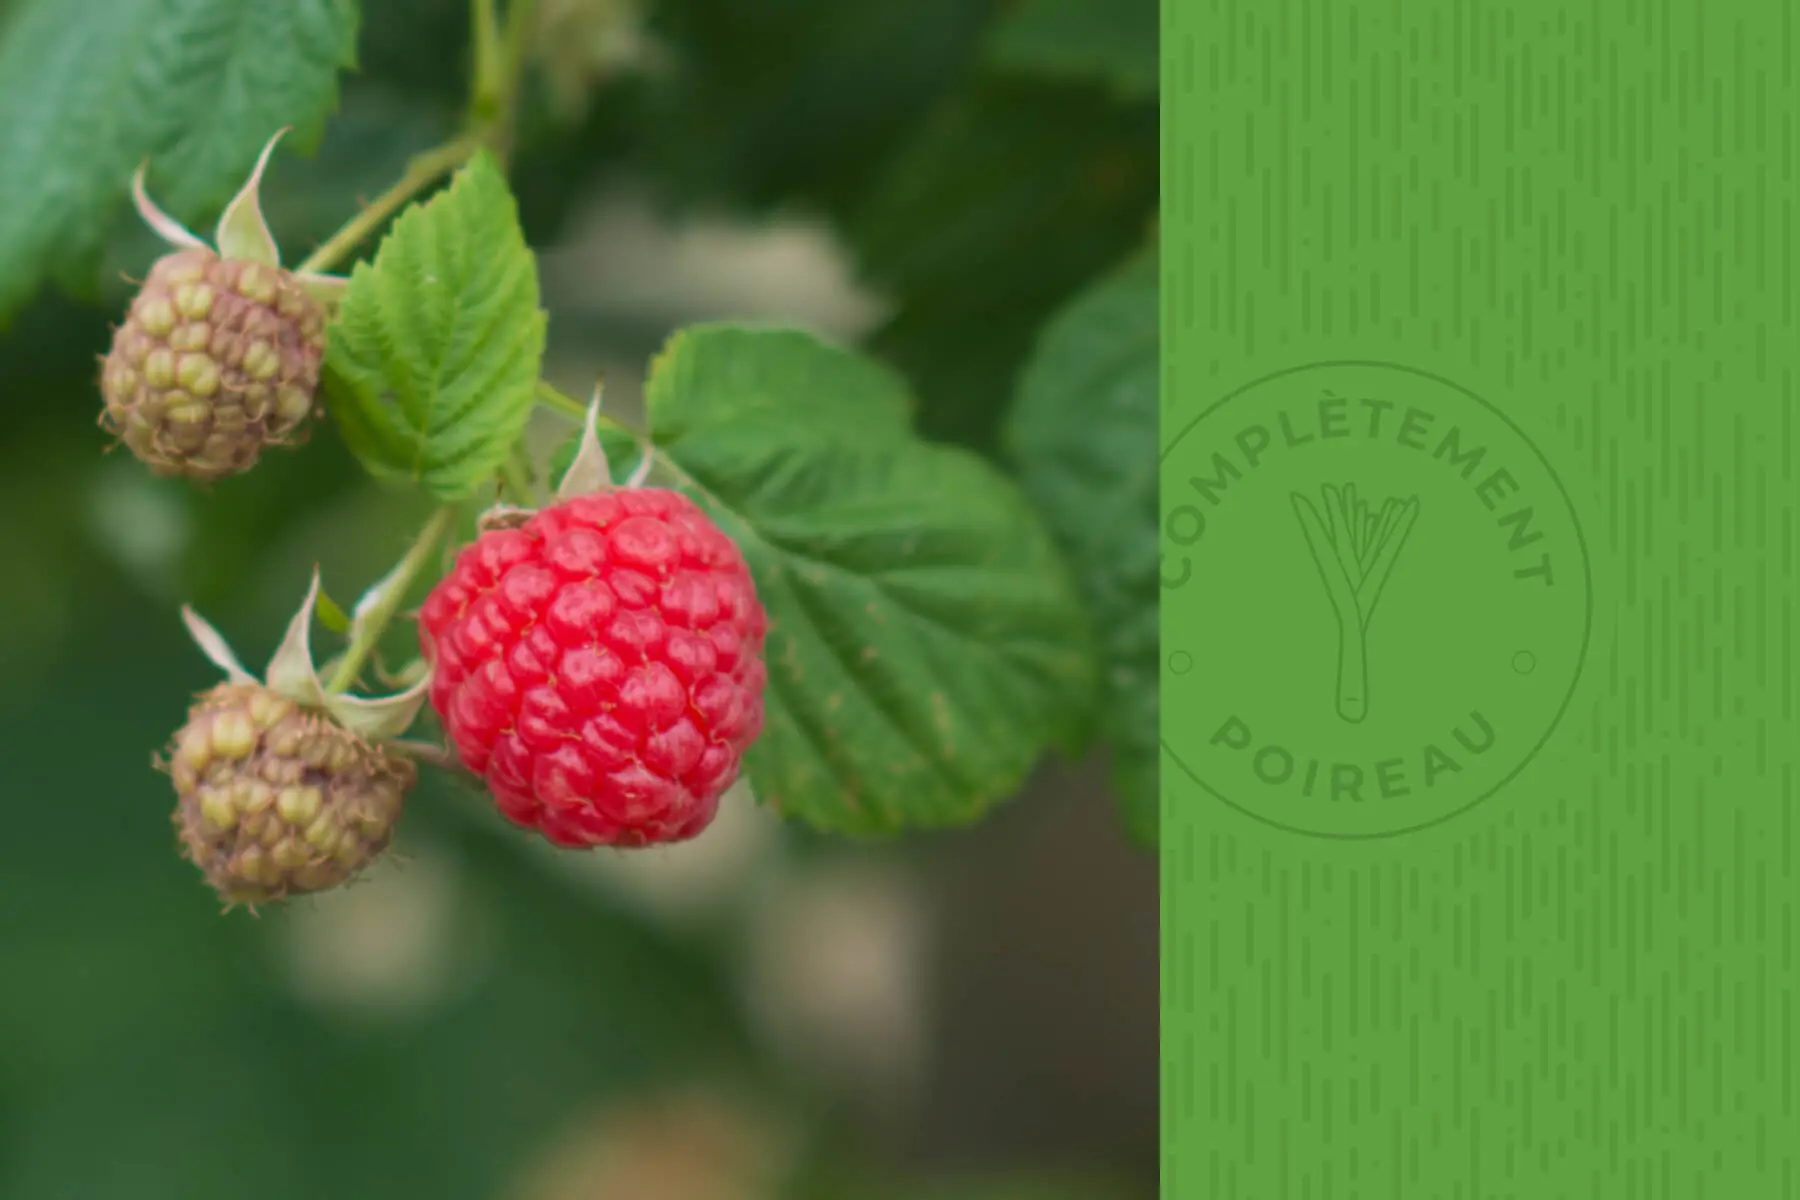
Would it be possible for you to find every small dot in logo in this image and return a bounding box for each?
[1512,650,1537,675]
[1169,651,1194,676]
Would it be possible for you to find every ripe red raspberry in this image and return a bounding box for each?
[420,489,768,848]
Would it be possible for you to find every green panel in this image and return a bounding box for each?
[1163,2,1800,1194]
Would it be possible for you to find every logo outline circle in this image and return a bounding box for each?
[1160,359,1595,840]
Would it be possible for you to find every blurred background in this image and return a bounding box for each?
[0,0,1158,1196]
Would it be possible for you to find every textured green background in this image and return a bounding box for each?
[1162,1,1798,1194]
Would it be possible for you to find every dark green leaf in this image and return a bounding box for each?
[354,0,471,105]
[0,0,359,320]
[324,152,548,499]
[848,81,1157,454]
[648,324,912,441]
[1005,253,1159,846]
[985,0,1158,101]
[635,325,1097,835]
[638,0,998,220]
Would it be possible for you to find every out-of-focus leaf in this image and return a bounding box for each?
[0,436,108,711]
[848,81,1157,455]
[506,74,656,247]
[0,0,359,321]
[1006,252,1158,846]
[637,0,998,220]
[0,293,112,434]
[985,0,1157,101]
[355,0,472,105]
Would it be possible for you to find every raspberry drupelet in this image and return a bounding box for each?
[419,488,768,848]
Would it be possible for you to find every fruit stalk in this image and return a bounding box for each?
[537,378,608,423]
[325,505,461,694]
[468,0,541,165]
[294,138,482,277]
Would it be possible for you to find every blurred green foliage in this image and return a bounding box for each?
[1007,253,1160,846]
[0,0,1157,1194]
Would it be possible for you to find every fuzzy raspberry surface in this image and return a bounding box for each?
[420,488,768,847]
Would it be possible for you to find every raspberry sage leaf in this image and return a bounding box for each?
[622,325,1098,836]
[1005,252,1159,847]
[0,0,358,323]
[324,152,548,500]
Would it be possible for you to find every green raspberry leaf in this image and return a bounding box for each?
[625,325,1098,836]
[324,152,548,500]
[1005,252,1159,847]
[845,81,1158,455]
[646,325,914,443]
[0,0,358,322]
[984,0,1157,102]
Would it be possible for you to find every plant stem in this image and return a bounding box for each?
[470,0,502,115]
[325,506,460,694]
[501,441,535,504]
[296,138,481,276]
[499,0,540,109]
[535,380,648,440]
[470,0,540,165]
[295,0,536,280]
[534,379,590,422]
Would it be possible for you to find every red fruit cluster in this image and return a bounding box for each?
[420,489,768,848]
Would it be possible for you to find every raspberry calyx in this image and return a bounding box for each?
[166,571,433,910]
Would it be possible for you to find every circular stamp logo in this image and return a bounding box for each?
[1161,362,1591,838]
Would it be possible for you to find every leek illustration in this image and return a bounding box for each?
[1291,483,1419,723]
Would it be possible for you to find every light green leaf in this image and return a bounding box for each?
[0,0,359,321]
[324,151,548,500]
[646,324,913,443]
[1005,252,1159,847]
[626,325,1097,836]
[985,0,1157,102]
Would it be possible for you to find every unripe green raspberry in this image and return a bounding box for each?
[100,248,326,482]
[99,129,348,484]
[163,683,416,907]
